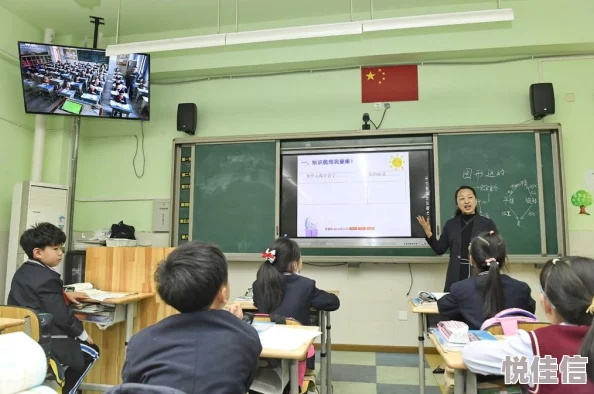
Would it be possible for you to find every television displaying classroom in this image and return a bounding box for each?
[19,42,149,119]
[1,1,594,394]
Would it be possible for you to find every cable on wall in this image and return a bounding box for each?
[133,121,146,178]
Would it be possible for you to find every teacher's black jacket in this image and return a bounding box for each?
[426,215,497,292]
[7,260,86,371]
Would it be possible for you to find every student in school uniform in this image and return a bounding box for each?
[437,231,535,330]
[253,237,340,376]
[463,256,594,393]
[122,241,262,394]
[8,223,100,394]
[114,91,127,104]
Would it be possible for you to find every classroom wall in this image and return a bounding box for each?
[0,5,44,298]
[67,56,594,346]
[32,1,594,346]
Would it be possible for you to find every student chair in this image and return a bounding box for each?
[0,306,66,391]
[0,305,40,340]
[483,321,551,336]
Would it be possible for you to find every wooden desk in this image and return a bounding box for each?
[231,292,338,394]
[0,318,25,332]
[77,247,176,391]
[79,293,154,392]
[261,325,319,394]
[408,300,440,394]
[429,334,482,394]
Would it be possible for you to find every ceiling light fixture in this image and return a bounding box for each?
[105,9,513,56]
[362,9,514,32]
[225,21,362,46]
[106,34,226,56]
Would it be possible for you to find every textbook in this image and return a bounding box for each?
[249,363,289,394]
[410,291,449,306]
[430,327,497,352]
[64,282,136,302]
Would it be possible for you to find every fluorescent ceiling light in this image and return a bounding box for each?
[363,8,514,32]
[105,9,513,55]
[105,34,226,56]
[226,21,362,46]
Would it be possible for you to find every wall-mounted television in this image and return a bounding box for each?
[18,41,150,121]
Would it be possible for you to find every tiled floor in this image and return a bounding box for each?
[315,351,446,394]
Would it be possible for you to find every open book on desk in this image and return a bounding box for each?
[410,291,449,306]
[64,282,137,303]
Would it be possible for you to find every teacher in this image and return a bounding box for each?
[417,185,498,292]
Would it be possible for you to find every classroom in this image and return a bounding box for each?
[1,1,594,394]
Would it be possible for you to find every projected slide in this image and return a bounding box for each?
[296,152,411,238]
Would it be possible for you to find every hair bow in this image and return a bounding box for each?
[485,258,499,267]
[262,249,276,264]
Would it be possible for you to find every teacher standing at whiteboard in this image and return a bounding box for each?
[416,185,498,292]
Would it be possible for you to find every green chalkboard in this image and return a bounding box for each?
[438,133,554,255]
[185,131,561,259]
[192,142,276,253]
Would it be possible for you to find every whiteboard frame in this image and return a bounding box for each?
[171,123,567,263]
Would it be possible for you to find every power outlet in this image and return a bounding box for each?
[398,311,408,321]
[373,102,383,111]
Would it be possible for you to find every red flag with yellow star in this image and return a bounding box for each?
[361,65,418,103]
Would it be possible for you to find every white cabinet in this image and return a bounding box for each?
[3,182,68,302]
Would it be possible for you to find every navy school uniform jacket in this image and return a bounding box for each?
[426,215,497,292]
[122,309,262,394]
[437,273,536,330]
[7,260,87,371]
[252,274,340,325]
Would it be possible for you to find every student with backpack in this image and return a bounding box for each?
[437,231,536,329]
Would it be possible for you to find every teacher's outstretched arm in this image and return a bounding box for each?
[416,216,449,255]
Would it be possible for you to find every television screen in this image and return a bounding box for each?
[18,41,150,120]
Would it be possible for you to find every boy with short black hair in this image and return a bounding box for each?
[8,222,99,393]
[122,240,262,394]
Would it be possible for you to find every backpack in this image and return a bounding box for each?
[109,221,136,240]
[480,308,537,335]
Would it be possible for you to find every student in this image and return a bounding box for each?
[253,237,340,325]
[437,231,535,329]
[122,241,262,394]
[88,84,98,95]
[41,75,49,84]
[115,91,127,104]
[253,238,340,377]
[463,256,594,392]
[8,222,99,394]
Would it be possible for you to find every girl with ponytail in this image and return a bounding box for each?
[252,237,339,326]
[252,238,340,386]
[463,256,594,392]
[437,231,536,329]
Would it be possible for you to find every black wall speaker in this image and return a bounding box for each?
[529,83,555,120]
[177,103,197,135]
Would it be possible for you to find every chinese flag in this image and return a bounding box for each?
[361,65,418,103]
